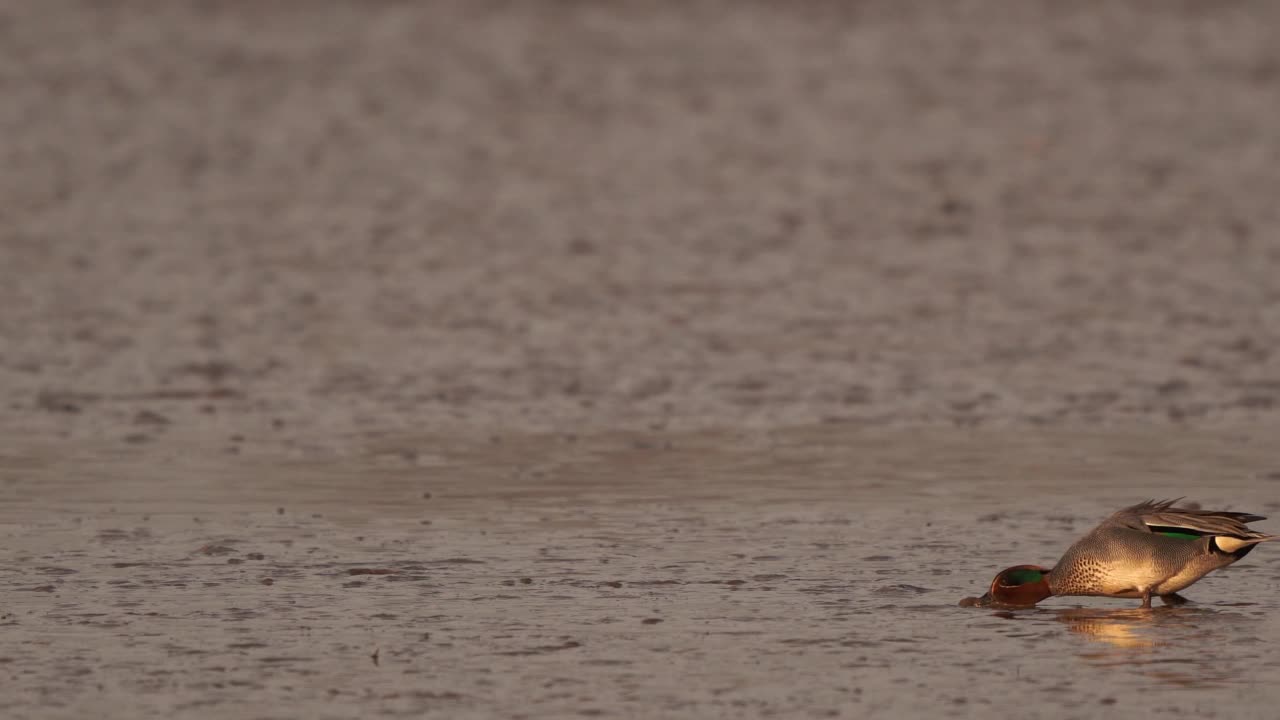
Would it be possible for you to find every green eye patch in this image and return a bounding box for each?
[1003,568,1045,585]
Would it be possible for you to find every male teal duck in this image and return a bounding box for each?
[965,499,1278,609]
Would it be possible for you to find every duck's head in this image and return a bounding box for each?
[960,565,1053,608]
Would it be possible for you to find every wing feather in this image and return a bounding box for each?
[1118,498,1270,539]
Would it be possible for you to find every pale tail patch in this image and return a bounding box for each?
[1213,535,1280,553]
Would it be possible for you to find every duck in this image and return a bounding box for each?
[963,499,1278,609]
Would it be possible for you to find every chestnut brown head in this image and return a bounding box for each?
[961,565,1053,608]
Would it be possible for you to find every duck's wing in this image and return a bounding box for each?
[1121,498,1269,539]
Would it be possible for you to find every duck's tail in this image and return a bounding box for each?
[1212,534,1280,554]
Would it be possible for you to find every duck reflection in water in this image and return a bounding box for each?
[1058,607,1182,649]
[984,605,1246,689]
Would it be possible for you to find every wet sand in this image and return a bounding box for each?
[4,1,1280,718]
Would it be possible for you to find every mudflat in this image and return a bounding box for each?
[3,2,1280,718]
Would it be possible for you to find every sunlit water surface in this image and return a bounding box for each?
[3,426,1279,718]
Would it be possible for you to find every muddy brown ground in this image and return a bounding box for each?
[3,2,1280,718]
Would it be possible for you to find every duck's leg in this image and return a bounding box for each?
[1159,593,1190,607]
[1139,590,1152,609]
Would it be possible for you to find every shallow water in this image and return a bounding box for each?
[4,425,1280,719]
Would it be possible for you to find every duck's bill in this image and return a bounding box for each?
[958,592,1039,609]
[958,592,993,607]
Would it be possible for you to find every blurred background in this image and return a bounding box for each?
[3,1,1280,450]
[6,4,1280,719]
